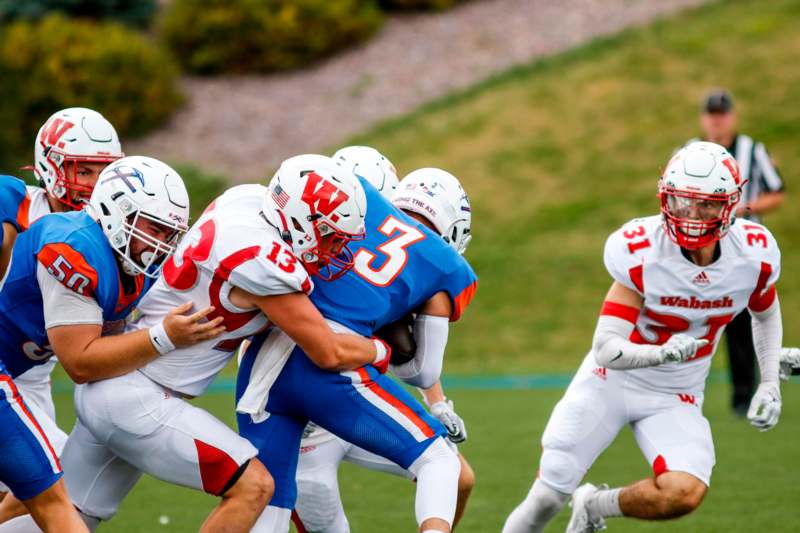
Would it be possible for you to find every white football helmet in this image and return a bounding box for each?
[88,156,190,278]
[392,168,472,254]
[659,141,744,250]
[34,107,124,210]
[263,154,367,280]
[332,145,399,200]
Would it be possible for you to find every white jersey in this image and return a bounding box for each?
[132,185,313,396]
[601,215,780,393]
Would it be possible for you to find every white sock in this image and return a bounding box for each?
[502,479,569,533]
[588,487,623,519]
[0,515,41,532]
[408,438,460,528]
[249,505,291,533]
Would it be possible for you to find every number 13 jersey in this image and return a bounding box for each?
[601,215,780,393]
[133,185,313,397]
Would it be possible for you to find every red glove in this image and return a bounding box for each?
[371,337,392,374]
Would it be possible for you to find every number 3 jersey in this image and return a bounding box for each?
[0,211,151,377]
[601,215,780,393]
[132,184,313,397]
[308,178,478,337]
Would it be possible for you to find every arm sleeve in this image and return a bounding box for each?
[37,263,103,329]
[592,303,663,369]
[751,296,782,384]
[389,314,449,388]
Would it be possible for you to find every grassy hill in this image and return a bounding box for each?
[341,0,800,374]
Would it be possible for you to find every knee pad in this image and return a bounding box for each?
[407,437,460,478]
[538,448,583,494]
[295,475,346,532]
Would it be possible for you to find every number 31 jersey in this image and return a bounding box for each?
[133,185,313,397]
[601,215,780,393]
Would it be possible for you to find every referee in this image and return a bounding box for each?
[691,88,786,415]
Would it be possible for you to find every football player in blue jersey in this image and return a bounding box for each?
[0,156,223,531]
[236,156,477,533]
[289,150,475,533]
[0,107,125,506]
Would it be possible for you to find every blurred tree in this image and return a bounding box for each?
[0,14,182,172]
[0,0,157,27]
[160,0,384,75]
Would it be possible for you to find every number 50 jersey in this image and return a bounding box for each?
[309,178,478,336]
[601,215,780,394]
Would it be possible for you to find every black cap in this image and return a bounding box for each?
[702,89,734,114]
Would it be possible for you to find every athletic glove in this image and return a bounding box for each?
[658,334,709,364]
[779,347,800,381]
[747,381,781,432]
[430,399,467,443]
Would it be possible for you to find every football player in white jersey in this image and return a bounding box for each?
[10,155,392,533]
[0,108,124,501]
[502,141,783,533]
[291,155,475,533]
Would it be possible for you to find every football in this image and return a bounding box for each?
[375,314,417,365]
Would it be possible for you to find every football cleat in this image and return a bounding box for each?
[566,483,607,533]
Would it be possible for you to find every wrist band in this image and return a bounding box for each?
[373,338,389,365]
[149,321,176,355]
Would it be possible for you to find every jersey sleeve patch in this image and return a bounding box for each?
[36,242,99,298]
[749,261,777,313]
[450,280,477,322]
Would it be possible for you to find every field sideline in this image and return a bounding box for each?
[39,0,800,531]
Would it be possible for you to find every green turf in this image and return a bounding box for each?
[51,381,800,532]
[32,0,800,530]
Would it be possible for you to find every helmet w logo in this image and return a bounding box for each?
[301,171,349,218]
[39,118,74,149]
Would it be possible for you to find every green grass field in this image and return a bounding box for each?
[42,0,800,530]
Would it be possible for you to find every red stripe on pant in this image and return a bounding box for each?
[0,374,61,470]
[194,439,240,496]
[355,367,435,439]
[291,510,309,533]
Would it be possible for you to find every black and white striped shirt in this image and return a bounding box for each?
[688,134,784,223]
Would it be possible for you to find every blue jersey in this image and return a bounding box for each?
[309,178,477,336]
[0,175,32,242]
[0,211,151,377]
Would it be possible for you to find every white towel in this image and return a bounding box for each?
[236,327,297,423]
[235,320,357,423]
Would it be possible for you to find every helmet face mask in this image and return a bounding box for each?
[263,155,367,281]
[659,141,744,251]
[35,108,124,210]
[89,156,190,279]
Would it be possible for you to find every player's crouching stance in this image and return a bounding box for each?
[291,154,475,533]
[502,142,783,533]
[24,154,387,533]
[0,156,217,532]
